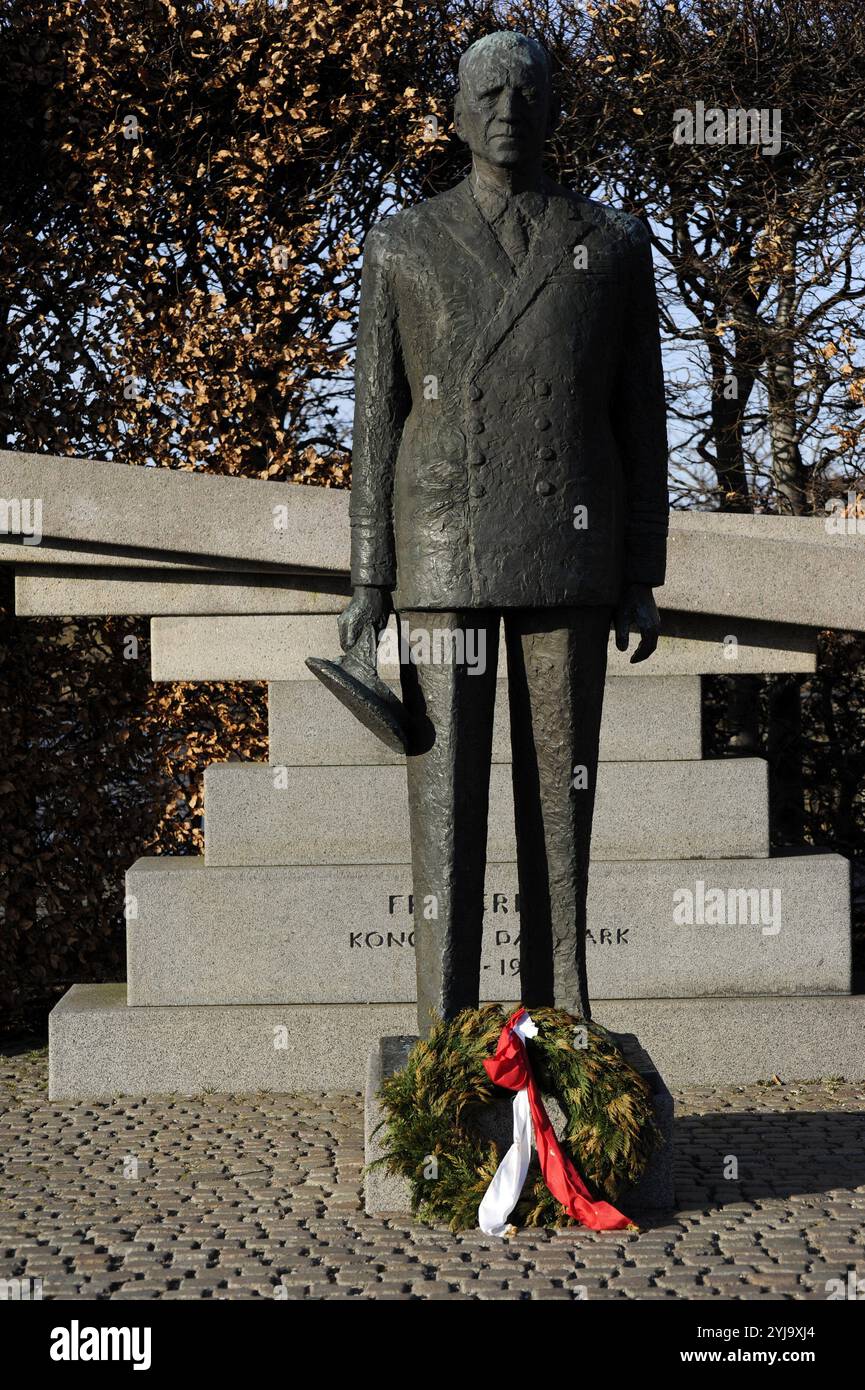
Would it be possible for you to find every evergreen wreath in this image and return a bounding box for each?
[372,1004,661,1231]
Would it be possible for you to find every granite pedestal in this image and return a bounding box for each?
[7,452,859,1103]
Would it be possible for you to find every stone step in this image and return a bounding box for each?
[48,983,865,1097]
[15,515,864,635]
[125,854,850,1006]
[203,758,770,866]
[15,565,350,617]
[268,675,702,765]
[149,612,423,681]
[150,610,817,682]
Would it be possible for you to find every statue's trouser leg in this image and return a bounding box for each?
[399,609,500,1038]
[504,606,613,1020]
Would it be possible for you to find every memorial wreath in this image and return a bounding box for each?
[372,1004,661,1233]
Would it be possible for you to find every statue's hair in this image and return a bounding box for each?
[458,31,551,87]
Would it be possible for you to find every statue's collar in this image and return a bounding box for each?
[425,178,589,383]
[468,166,549,224]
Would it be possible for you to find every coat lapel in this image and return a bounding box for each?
[430,178,515,293]
[428,178,599,387]
[466,188,596,380]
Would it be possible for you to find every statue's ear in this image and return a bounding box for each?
[453,88,465,143]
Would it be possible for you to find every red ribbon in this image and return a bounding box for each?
[483,1007,634,1231]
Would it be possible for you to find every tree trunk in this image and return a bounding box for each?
[706,333,752,511]
[767,276,807,513]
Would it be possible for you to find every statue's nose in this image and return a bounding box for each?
[496,87,520,121]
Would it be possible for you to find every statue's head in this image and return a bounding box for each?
[454,31,553,171]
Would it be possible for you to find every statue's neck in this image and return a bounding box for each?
[470,155,544,197]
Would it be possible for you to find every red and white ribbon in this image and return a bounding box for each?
[478,1007,634,1237]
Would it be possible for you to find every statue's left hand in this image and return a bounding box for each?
[614,582,661,664]
[337,584,392,653]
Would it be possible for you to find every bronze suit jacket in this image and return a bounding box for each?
[349,174,669,609]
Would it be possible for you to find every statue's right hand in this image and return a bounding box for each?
[337,585,392,652]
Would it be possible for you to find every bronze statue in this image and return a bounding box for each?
[333,31,668,1036]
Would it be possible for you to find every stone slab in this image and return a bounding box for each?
[125,854,850,1005]
[2,538,290,573]
[669,511,861,542]
[10,527,860,640]
[48,983,415,1099]
[15,565,350,616]
[0,449,348,571]
[665,511,865,632]
[268,674,703,765]
[48,983,865,1096]
[656,609,818,672]
[203,758,770,866]
[364,1032,675,1216]
[151,611,818,681]
[597,992,865,1086]
[4,448,864,630]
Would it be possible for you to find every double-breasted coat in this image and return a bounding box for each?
[348,173,669,610]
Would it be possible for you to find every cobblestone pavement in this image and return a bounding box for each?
[1,1047,864,1301]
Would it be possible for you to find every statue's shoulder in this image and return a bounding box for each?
[546,180,650,249]
[592,200,651,249]
[580,195,650,249]
[362,183,467,259]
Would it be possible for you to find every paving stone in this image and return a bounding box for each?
[1,1047,864,1301]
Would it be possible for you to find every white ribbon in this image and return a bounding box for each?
[477,1012,538,1237]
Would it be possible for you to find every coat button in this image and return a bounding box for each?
[534,415,551,430]
[536,479,554,496]
[441,428,466,461]
[468,384,483,401]
[474,451,487,466]
[470,483,486,498]
[540,446,556,461]
[468,418,485,435]
[533,379,551,397]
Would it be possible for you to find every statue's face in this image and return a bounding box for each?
[455,45,550,169]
